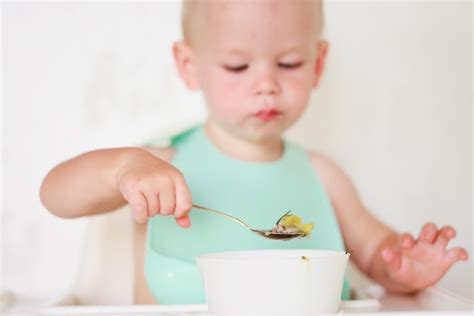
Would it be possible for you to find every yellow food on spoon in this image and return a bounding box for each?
[279,214,315,235]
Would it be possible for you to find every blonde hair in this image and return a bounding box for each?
[181,0,324,44]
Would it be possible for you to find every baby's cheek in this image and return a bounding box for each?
[216,76,244,98]
[207,77,246,109]
[284,76,312,106]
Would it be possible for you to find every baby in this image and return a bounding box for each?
[40,0,468,304]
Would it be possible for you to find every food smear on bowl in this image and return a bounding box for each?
[301,255,310,271]
[271,212,315,236]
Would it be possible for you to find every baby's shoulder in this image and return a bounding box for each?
[305,150,351,193]
[143,146,176,163]
[142,126,199,162]
[306,150,340,174]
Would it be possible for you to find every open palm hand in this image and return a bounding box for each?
[381,223,468,292]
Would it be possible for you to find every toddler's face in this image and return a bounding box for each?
[175,1,327,143]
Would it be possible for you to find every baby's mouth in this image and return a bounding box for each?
[254,108,281,122]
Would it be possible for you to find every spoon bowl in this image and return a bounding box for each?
[251,228,306,240]
[192,204,307,241]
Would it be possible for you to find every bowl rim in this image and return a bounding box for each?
[196,249,350,261]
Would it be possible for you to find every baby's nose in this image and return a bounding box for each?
[253,69,281,95]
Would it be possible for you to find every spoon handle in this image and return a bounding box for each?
[192,204,253,230]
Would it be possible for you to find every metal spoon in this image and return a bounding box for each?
[192,204,306,241]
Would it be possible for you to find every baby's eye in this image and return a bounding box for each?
[223,64,248,73]
[278,61,304,69]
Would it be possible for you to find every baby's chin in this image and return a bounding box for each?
[214,116,293,144]
[240,121,290,144]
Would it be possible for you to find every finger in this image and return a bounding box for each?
[382,247,402,271]
[434,226,456,249]
[419,222,438,243]
[447,247,469,261]
[144,192,160,217]
[176,215,191,228]
[158,179,176,216]
[174,175,193,218]
[127,191,148,223]
[399,233,415,249]
[445,247,469,266]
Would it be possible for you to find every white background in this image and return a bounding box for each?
[2,0,472,306]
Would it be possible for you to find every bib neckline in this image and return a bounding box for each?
[195,126,291,168]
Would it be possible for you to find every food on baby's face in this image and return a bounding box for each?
[271,212,315,236]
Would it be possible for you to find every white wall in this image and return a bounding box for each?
[2,0,472,307]
[2,1,206,306]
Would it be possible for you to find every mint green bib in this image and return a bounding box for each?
[145,126,350,304]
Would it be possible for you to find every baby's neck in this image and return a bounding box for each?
[204,122,284,163]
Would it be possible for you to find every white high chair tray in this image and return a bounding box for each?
[24,285,474,315]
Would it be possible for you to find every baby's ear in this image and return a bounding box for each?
[172,42,200,90]
[312,40,329,88]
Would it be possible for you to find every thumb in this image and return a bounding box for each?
[175,215,191,228]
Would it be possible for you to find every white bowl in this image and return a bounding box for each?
[197,249,349,314]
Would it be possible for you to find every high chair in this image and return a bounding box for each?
[55,205,135,306]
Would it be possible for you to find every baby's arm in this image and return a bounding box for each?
[40,147,192,226]
[309,152,468,294]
